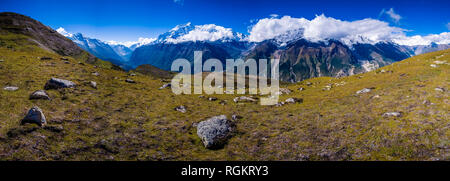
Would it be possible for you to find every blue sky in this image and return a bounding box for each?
[0,0,449,42]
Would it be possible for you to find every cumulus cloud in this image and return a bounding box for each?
[56,27,73,37]
[165,24,238,43]
[248,15,450,46]
[269,14,279,18]
[380,8,402,23]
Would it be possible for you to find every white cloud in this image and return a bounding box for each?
[380,8,402,23]
[107,37,156,47]
[248,14,450,46]
[165,24,238,43]
[269,14,279,18]
[56,27,73,37]
[447,22,450,30]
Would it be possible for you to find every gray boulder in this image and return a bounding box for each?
[21,106,47,126]
[197,115,235,149]
[29,90,50,100]
[3,86,19,91]
[44,78,76,90]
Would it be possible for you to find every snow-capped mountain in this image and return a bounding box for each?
[56,28,153,66]
[154,22,246,44]
[129,23,251,70]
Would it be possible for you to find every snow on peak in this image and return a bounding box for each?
[157,23,244,44]
[56,27,73,37]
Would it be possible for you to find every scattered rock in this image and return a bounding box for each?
[298,87,305,91]
[21,106,47,126]
[382,112,402,118]
[371,95,381,99]
[430,64,438,68]
[3,86,19,91]
[0,59,4,62]
[159,83,171,89]
[323,84,332,91]
[44,78,76,90]
[40,56,52,60]
[435,87,445,92]
[64,61,70,64]
[129,73,136,76]
[92,72,100,76]
[275,102,285,107]
[125,79,136,83]
[356,87,375,94]
[197,115,235,149]
[232,115,243,121]
[422,100,431,105]
[90,81,97,89]
[175,106,187,113]
[208,97,218,101]
[279,88,292,95]
[434,60,446,65]
[29,90,50,100]
[285,98,303,104]
[306,82,312,86]
[60,57,69,61]
[233,96,257,103]
[219,100,227,105]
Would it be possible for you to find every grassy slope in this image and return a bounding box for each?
[0,32,448,161]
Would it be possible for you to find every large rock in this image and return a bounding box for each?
[21,106,47,126]
[29,90,50,100]
[197,115,234,149]
[44,78,76,90]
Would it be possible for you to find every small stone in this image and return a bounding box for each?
[3,86,19,91]
[233,96,257,103]
[435,87,445,92]
[90,81,97,89]
[208,97,218,101]
[275,102,285,107]
[159,83,171,89]
[129,73,136,76]
[231,115,243,121]
[306,82,312,86]
[29,90,50,100]
[197,115,234,149]
[430,64,438,68]
[356,87,375,94]
[434,60,446,65]
[44,125,64,133]
[60,57,69,61]
[298,87,305,91]
[383,112,402,118]
[40,56,52,60]
[92,72,100,76]
[125,79,136,83]
[64,61,70,64]
[44,78,76,90]
[285,98,303,104]
[175,106,187,113]
[21,106,47,126]
[0,59,4,62]
[279,88,292,95]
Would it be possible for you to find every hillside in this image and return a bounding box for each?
[0,21,448,160]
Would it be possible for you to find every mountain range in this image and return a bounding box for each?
[57,18,450,82]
